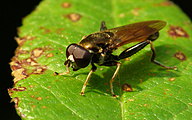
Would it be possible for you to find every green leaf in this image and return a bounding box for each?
[9,0,192,119]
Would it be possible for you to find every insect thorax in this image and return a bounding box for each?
[79,32,114,53]
[78,32,118,66]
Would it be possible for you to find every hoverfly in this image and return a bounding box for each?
[56,20,176,97]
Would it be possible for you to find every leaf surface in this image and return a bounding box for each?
[9,0,192,119]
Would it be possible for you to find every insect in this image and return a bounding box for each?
[56,20,177,97]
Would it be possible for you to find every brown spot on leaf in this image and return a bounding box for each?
[119,13,125,18]
[154,1,173,6]
[188,103,192,106]
[131,8,140,16]
[42,106,47,109]
[168,25,189,38]
[10,61,21,71]
[36,97,42,101]
[11,68,28,83]
[33,68,43,74]
[15,49,29,57]
[11,59,30,68]
[8,91,13,96]
[125,58,130,61]
[56,28,65,34]
[43,29,51,34]
[169,77,175,81]
[143,104,148,107]
[32,105,36,108]
[11,97,19,107]
[65,13,81,22]
[46,53,54,58]
[31,95,35,98]
[10,57,47,83]
[45,45,54,51]
[39,26,44,29]
[122,83,133,92]
[8,87,27,92]
[128,99,134,101]
[61,2,71,8]
[31,48,44,58]
[174,52,186,61]
[10,58,40,71]
[26,58,40,66]
[39,27,52,34]
[15,36,36,45]
[32,66,47,74]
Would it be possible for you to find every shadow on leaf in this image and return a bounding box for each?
[88,44,182,97]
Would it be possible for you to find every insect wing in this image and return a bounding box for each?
[108,20,166,48]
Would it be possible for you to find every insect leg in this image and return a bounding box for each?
[110,62,121,97]
[79,69,93,95]
[100,21,107,31]
[149,41,177,69]
[80,63,97,95]
[54,60,70,75]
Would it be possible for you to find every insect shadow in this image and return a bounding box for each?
[88,44,180,97]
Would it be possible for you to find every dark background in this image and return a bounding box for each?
[1,0,191,119]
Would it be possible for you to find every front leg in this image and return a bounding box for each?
[80,62,97,95]
[54,60,70,75]
[80,69,94,95]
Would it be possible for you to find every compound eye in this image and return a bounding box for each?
[66,44,91,69]
[73,45,91,68]
[66,44,76,58]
